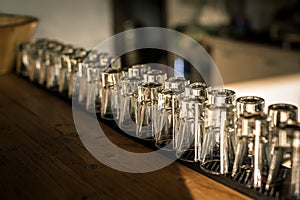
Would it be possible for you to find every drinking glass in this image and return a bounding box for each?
[86,63,107,112]
[176,96,206,161]
[101,68,124,119]
[16,41,31,76]
[136,82,163,140]
[118,76,143,134]
[155,77,190,150]
[44,43,63,89]
[268,104,298,155]
[232,112,269,188]
[68,57,85,99]
[201,89,236,175]
[77,50,100,105]
[38,41,59,86]
[265,122,296,192]
[58,52,74,94]
[266,104,298,191]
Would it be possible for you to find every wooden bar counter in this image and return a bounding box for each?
[0,74,251,200]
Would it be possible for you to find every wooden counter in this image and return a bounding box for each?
[0,74,251,200]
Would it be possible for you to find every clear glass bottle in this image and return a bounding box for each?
[201,89,236,175]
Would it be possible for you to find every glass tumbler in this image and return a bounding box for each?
[155,90,181,150]
[58,52,74,94]
[265,122,297,192]
[176,96,205,161]
[232,112,269,188]
[118,76,143,133]
[268,104,298,155]
[101,68,123,119]
[266,104,298,191]
[201,89,236,175]
[86,63,107,112]
[45,43,64,90]
[155,77,189,150]
[38,41,59,86]
[28,44,40,82]
[68,57,83,99]
[16,41,31,76]
[77,51,100,105]
[136,82,163,140]
[28,39,49,82]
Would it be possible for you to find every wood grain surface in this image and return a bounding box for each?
[0,74,252,200]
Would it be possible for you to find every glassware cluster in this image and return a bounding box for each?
[17,39,300,199]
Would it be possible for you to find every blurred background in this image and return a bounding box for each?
[1,0,300,106]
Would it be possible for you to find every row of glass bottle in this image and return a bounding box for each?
[16,38,300,198]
